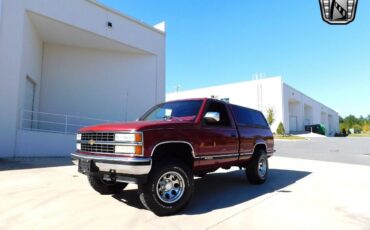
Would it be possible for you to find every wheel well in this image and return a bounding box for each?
[253,143,267,154]
[152,143,194,168]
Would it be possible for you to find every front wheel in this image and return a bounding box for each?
[246,149,269,184]
[138,161,194,216]
[88,176,128,195]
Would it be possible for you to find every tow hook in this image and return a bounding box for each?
[103,170,116,182]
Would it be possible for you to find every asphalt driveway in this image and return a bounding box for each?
[275,137,370,166]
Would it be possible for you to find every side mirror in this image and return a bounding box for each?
[204,112,220,123]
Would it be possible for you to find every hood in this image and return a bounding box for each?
[79,119,196,132]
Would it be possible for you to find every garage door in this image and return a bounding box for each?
[289,116,297,132]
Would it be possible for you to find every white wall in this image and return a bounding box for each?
[40,43,157,121]
[19,14,43,115]
[0,0,165,157]
[167,77,284,132]
[0,0,3,27]
[0,0,26,157]
[167,77,339,136]
[16,130,75,157]
[283,84,339,135]
[21,0,165,55]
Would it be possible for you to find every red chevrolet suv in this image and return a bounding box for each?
[72,98,274,216]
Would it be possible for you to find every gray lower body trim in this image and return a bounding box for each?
[195,153,246,160]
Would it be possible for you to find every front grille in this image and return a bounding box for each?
[81,133,114,142]
[81,143,115,153]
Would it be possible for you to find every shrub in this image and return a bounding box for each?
[276,122,285,135]
[265,107,275,126]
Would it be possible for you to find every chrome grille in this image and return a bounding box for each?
[81,133,114,142]
[81,143,115,153]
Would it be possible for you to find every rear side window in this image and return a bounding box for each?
[231,105,253,126]
[250,110,269,127]
[231,105,268,128]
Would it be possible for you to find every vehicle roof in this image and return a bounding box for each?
[166,98,207,102]
[166,98,263,113]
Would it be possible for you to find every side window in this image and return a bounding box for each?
[250,111,269,127]
[231,105,268,128]
[204,101,231,127]
[231,105,253,126]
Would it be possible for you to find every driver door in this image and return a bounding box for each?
[196,100,239,168]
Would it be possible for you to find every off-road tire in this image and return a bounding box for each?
[246,149,269,184]
[88,176,128,195]
[138,161,194,216]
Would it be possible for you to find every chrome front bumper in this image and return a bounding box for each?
[71,152,152,175]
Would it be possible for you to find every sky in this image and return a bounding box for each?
[99,0,370,118]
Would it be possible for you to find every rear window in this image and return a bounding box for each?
[231,105,268,128]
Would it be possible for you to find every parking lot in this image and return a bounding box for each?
[275,137,370,166]
[1,138,370,229]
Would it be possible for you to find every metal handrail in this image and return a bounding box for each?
[22,118,68,126]
[20,109,113,134]
[23,109,112,122]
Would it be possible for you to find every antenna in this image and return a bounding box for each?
[174,84,181,92]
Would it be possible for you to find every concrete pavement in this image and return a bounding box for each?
[1,156,369,230]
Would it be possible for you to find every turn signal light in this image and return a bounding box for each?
[134,133,143,143]
[135,145,143,155]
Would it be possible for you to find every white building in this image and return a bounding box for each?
[167,77,339,136]
[0,0,165,157]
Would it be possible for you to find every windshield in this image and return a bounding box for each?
[140,100,203,121]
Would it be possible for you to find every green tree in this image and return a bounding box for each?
[276,122,285,135]
[359,116,366,126]
[343,115,358,128]
[362,122,369,133]
[340,122,349,133]
[340,114,370,134]
[353,124,362,134]
[266,107,275,126]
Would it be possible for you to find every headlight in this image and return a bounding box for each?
[76,133,81,141]
[115,133,142,142]
[115,145,142,155]
[76,143,81,150]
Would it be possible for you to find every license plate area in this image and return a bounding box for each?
[78,159,98,174]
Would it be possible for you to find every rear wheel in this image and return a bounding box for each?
[246,149,269,184]
[88,176,128,195]
[138,161,194,216]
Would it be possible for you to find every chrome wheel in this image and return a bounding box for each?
[258,157,267,178]
[156,171,185,204]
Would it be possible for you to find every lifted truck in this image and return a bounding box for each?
[71,98,274,216]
